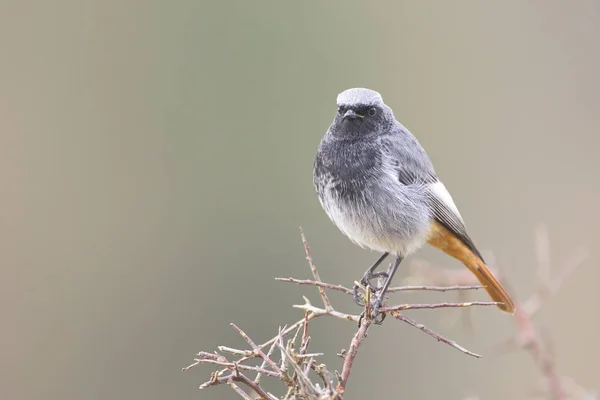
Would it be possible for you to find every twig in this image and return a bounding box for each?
[315,362,336,396]
[227,380,253,400]
[275,277,354,295]
[299,311,311,355]
[193,358,279,377]
[278,327,289,377]
[296,353,324,358]
[219,346,254,357]
[276,277,484,294]
[387,284,484,293]
[391,311,482,358]
[337,316,373,395]
[199,371,232,389]
[255,339,280,384]
[235,369,278,400]
[381,301,501,312]
[300,227,333,312]
[231,323,282,376]
[283,346,319,395]
[293,296,359,322]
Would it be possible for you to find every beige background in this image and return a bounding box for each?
[2,1,599,399]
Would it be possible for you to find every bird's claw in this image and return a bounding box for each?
[352,270,389,306]
[370,302,386,325]
[357,302,387,327]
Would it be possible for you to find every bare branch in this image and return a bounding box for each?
[387,284,484,293]
[275,277,354,295]
[337,316,373,395]
[255,338,280,384]
[381,301,501,312]
[300,227,333,312]
[234,369,279,400]
[231,323,282,376]
[227,381,253,400]
[194,358,279,377]
[391,312,482,358]
[186,226,532,399]
[218,346,254,357]
[199,371,231,390]
[276,276,484,294]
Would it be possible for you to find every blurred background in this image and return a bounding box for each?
[2,1,599,399]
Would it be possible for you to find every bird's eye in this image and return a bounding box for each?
[337,107,343,115]
[368,107,377,117]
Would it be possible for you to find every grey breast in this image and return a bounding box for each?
[314,135,433,253]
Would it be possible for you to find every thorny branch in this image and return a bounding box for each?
[184,228,501,399]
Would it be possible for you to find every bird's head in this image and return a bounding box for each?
[330,88,395,139]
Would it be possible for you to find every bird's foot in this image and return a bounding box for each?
[370,300,386,325]
[352,270,389,306]
[358,298,387,327]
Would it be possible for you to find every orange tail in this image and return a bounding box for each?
[465,258,515,313]
[427,221,515,314]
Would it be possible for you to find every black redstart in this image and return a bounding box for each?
[313,88,515,321]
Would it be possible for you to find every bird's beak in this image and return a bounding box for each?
[343,109,364,120]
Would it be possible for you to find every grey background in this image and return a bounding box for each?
[2,1,599,399]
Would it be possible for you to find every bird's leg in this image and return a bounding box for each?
[370,255,403,324]
[360,253,390,289]
[352,252,389,306]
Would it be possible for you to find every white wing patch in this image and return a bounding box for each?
[429,181,463,222]
[426,180,485,260]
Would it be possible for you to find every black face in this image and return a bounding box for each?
[332,103,383,138]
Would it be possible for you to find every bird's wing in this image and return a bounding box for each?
[379,132,483,261]
[379,130,437,186]
[425,181,484,261]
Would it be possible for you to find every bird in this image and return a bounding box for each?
[313,87,515,322]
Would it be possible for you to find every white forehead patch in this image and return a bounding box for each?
[336,88,383,107]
